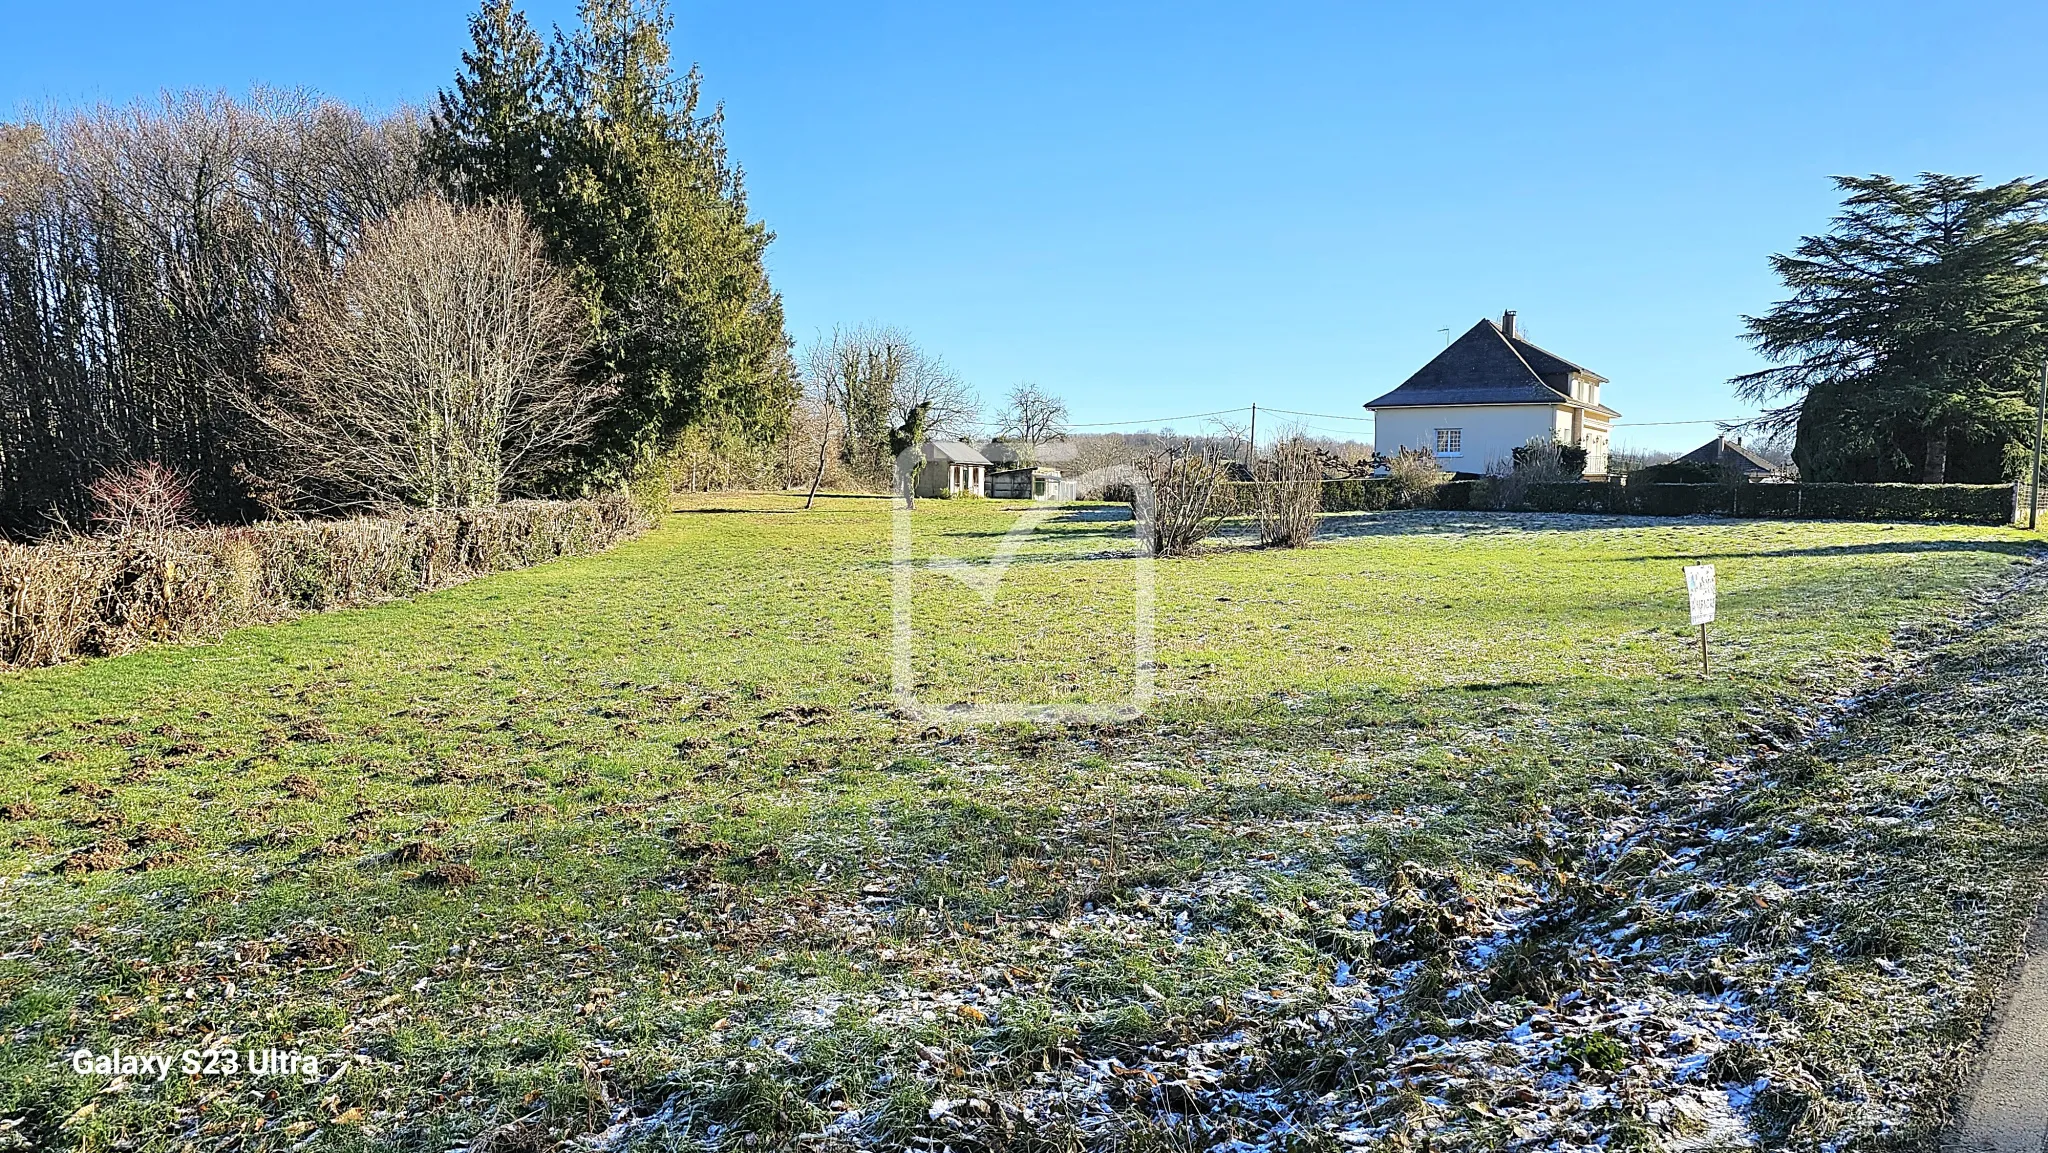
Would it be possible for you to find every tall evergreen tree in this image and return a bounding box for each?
[421,0,551,211]
[1734,174,2048,483]
[426,0,795,488]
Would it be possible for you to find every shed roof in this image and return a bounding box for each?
[922,439,992,466]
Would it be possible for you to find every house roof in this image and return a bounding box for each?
[1674,436,1778,474]
[922,439,991,466]
[1364,318,1617,415]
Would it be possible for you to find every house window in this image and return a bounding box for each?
[1434,428,1462,456]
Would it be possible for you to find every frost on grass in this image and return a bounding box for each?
[4,507,2042,1151]
[587,565,2048,1152]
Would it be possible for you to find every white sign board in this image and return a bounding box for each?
[1685,564,1717,626]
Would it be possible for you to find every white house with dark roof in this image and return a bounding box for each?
[1364,311,1619,477]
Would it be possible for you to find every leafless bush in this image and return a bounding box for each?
[1254,436,1323,547]
[1135,447,1227,557]
[250,196,598,510]
[1486,437,1576,509]
[0,497,643,669]
[1387,448,1445,508]
[87,462,193,541]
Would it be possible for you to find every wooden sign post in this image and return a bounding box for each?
[1684,564,1716,675]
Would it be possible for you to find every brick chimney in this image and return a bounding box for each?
[1501,310,1518,339]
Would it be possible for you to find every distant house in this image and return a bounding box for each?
[1364,311,1619,477]
[1672,436,1781,480]
[916,440,991,498]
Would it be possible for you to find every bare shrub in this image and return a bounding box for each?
[1487,437,1579,509]
[1135,447,1227,557]
[1255,436,1323,547]
[87,462,193,541]
[251,196,599,510]
[1387,448,1445,508]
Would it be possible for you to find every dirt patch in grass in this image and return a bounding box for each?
[418,862,481,888]
[279,772,322,799]
[57,841,124,874]
[389,840,444,864]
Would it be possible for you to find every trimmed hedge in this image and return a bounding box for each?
[1303,477,2012,522]
[0,496,646,669]
[1211,477,1491,514]
[1729,483,2014,522]
[1515,480,2015,524]
[1315,478,1395,513]
[1313,477,1482,513]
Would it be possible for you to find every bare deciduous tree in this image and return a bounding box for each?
[802,325,979,489]
[800,369,839,509]
[894,351,978,440]
[249,196,599,509]
[0,90,427,533]
[996,382,1070,461]
[804,325,904,488]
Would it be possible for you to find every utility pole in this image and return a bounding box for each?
[2032,359,2047,531]
[1247,403,1257,474]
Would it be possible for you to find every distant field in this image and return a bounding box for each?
[1,494,2040,1151]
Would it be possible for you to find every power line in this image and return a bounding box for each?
[1608,417,1751,428]
[1257,405,1374,423]
[1254,407,1757,430]
[1065,407,1252,428]
[940,406,1254,433]
[938,401,1749,436]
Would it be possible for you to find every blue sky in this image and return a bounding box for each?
[7,1,2046,451]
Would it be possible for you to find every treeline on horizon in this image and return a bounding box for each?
[5,2,2048,536]
[0,0,792,534]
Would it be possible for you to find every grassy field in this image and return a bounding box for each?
[1,494,2043,1152]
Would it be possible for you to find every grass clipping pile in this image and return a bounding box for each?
[584,568,2048,1152]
